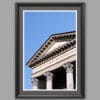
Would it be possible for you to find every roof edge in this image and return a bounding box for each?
[26,31,76,66]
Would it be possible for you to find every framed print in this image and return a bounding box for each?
[15,3,85,98]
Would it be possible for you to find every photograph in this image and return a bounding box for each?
[15,3,85,98]
[25,10,77,91]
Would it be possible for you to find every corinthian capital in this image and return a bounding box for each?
[31,77,38,86]
[44,72,54,80]
[63,62,74,73]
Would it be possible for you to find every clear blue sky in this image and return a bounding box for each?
[24,11,76,89]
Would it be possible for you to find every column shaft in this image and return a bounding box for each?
[31,77,38,90]
[67,71,74,90]
[44,72,53,90]
[47,77,52,90]
[63,62,74,90]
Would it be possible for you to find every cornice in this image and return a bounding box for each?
[27,31,76,67]
[30,39,76,68]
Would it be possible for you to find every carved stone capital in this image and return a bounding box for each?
[31,77,38,86]
[44,72,54,80]
[63,62,74,73]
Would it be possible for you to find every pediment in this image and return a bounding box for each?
[45,41,68,54]
[27,31,76,67]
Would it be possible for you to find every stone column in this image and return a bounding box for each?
[44,72,53,90]
[63,62,74,90]
[31,77,38,90]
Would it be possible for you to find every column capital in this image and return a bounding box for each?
[63,62,74,73]
[44,72,53,80]
[31,77,38,86]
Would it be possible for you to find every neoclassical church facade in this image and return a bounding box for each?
[27,31,76,90]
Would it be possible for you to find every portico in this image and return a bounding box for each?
[26,31,76,90]
[31,61,75,90]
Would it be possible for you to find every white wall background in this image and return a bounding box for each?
[0,0,100,100]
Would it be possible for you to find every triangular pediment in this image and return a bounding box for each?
[27,31,76,67]
[45,41,68,54]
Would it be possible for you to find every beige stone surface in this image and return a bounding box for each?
[32,47,76,77]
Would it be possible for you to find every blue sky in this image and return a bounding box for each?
[24,11,76,89]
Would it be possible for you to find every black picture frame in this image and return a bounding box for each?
[15,3,85,98]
